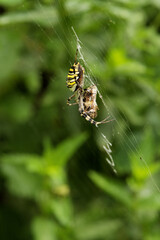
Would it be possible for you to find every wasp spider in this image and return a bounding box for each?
[66,49,112,127]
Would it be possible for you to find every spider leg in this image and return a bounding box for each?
[76,80,82,89]
[67,102,78,106]
[78,88,84,113]
[80,111,114,127]
[95,116,115,126]
[67,93,78,106]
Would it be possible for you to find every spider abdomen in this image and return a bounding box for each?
[66,62,84,92]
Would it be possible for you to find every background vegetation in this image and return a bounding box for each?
[0,0,160,239]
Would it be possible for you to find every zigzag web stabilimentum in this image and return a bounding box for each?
[71,27,117,174]
[71,27,160,191]
[19,0,160,192]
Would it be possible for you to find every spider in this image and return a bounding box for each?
[66,49,113,127]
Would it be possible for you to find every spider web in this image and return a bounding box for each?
[70,28,160,190]
[19,0,160,192]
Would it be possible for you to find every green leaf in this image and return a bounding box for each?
[138,194,160,211]
[0,93,32,123]
[0,7,57,26]
[115,98,144,126]
[0,161,42,198]
[0,0,24,6]
[89,171,132,207]
[76,219,121,240]
[0,28,22,84]
[50,198,73,225]
[109,48,147,76]
[0,133,87,197]
[139,128,155,164]
[43,133,88,167]
[31,217,58,240]
[130,128,160,182]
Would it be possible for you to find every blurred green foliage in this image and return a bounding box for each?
[0,0,160,239]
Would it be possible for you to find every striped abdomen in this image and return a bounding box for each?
[66,62,84,92]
